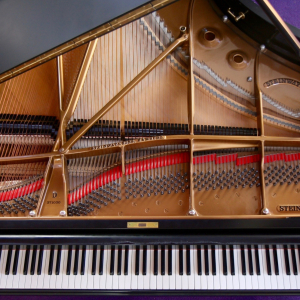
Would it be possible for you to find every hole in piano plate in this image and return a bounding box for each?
[233,54,244,64]
[204,31,216,41]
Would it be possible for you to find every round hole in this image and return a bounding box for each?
[204,31,216,41]
[233,54,244,64]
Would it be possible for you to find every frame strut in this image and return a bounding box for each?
[62,34,189,152]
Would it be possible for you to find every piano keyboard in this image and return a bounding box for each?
[0,244,300,290]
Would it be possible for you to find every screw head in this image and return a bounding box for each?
[180,26,186,33]
[262,208,270,215]
[260,44,266,51]
[59,148,64,153]
[60,210,67,217]
[29,210,36,217]
[188,209,197,216]
[222,15,228,22]
[247,76,253,82]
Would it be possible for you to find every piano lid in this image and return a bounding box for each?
[0,0,176,81]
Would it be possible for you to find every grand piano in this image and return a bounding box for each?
[0,0,300,294]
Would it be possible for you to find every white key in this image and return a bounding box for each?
[143,245,150,290]
[169,245,176,290]
[225,246,233,290]
[110,245,118,290]
[243,245,252,290]
[18,245,27,289]
[61,246,69,289]
[250,246,259,290]
[175,245,181,290]
[193,246,200,290]
[86,246,93,290]
[55,246,63,289]
[268,245,277,290]
[294,245,300,290]
[279,246,290,289]
[118,246,125,290]
[162,245,169,290]
[200,245,208,289]
[105,245,113,289]
[74,246,82,289]
[0,246,8,289]
[157,246,162,289]
[24,246,33,289]
[182,246,188,289]
[5,246,15,289]
[12,246,22,289]
[37,245,47,289]
[68,246,76,289]
[288,246,297,289]
[189,245,195,290]
[49,246,58,289]
[124,245,132,290]
[256,245,265,290]
[131,246,138,290]
[206,246,213,290]
[80,246,89,289]
[100,246,108,289]
[30,246,39,289]
[237,246,246,290]
[261,245,271,290]
[213,246,220,290]
[275,245,284,290]
[232,245,239,290]
[219,246,227,290]
[93,246,100,289]
[137,246,143,289]
[149,246,156,290]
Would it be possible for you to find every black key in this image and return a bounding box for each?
[135,245,140,275]
[92,245,97,275]
[66,245,72,275]
[161,245,165,276]
[30,245,37,275]
[99,245,104,275]
[23,245,30,275]
[291,245,298,275]
[273,245,279,275]
[73,245,79,275]
[5,245,13,275]
[110,245,115,275]
[117,245,122,275]
[37,245,44,275]
[124,245,129,276]
[12,245,20,275]
[80,245,86,275]
[0,245,2,260]
[143,245,147,275]
[168,245,172,275]
[186,245,191,276]
[222,245,227,276]
[154,245,158,275]
[54,245,62,275]
[254,245,260,275]
[204,245,209,275]
[240,245,246,275]
[211,245,216,276]
[48,245,55,275]
[179,246,183,275]
[230,245,235,275]
[284,245,291,275]
[248,245,253,276]
[265,245,272,275]
[197,245,202,275]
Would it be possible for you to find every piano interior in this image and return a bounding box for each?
[0,0,300,222]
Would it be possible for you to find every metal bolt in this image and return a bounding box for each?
[260,44,266,51]
[262,208,270,215]
[59,148,64,153]
[247,76,252,82]
[188,209,197,216]
[60,210,67,217]
[180,26,187,33]
[29,210,36,217]
[222,15,228,22]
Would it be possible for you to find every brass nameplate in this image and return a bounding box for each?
[127,222,159,228]
[277,205,300,212]
[263,78,300,89]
